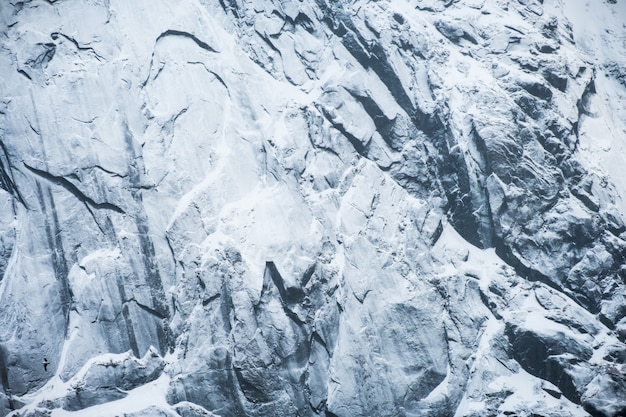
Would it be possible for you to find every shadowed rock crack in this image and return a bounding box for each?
[127,299,168,320]
[0,141,27,207]
[51,32,104,61]
[156,30,217,53]
[24,163,125,214]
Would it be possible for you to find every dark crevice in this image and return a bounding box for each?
[307,140,342,161]
[265,261,305,305]
[519,80,553,102]
[264,262,307,325]
[34,179,72,337]
[156,30,217,53]
[346,89,398,150]
[53,33,104,61]
[122,121,170,355]
[310,399,327,414]
[468,124,492,176]
[0,345,10,400]
[341,31,372,70]
[129,299,168,320]
[598,313,616,330]
[186,62,229,92]
[17,69,32,80]
[301,263,316,287]
[0,141,27,207]
[48,188,72,335]
[119,286,140,358]
[92,165,128,179]
[134,215,167,315]
[220,280,234,334]
[317,1,439,132]
[255,30,282,55]
[218,0,241,18]
[311,331,331,357]
[478,287,502,320]
[84,203,106,236]
[202,293,221,307]
[141,30,219,89]
[570,187,599,212]
[315,104,369,157]
[26,43,56,69]
[577,77,597,117]
[430,219,444,246]
[24,163,125,214]
[294,12,315,33]
[369,43,415,117]
[442,149,482,247]
[466,125,497,247]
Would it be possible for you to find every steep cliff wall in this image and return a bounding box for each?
[0,0,625,416]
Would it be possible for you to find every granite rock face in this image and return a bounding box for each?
[0,0,625,416]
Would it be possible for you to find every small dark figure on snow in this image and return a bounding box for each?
[43,358,49,372]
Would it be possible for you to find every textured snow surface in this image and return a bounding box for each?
[0,0,625,416]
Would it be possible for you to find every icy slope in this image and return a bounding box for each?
[0,0,625,416]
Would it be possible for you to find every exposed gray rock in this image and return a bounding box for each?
[0,0,625,416]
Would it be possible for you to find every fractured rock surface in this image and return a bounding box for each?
[0,0,625,416]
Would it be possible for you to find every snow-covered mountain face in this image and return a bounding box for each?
[0,0,625,416]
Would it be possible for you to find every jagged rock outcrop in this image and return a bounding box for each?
[0,0,625,416]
